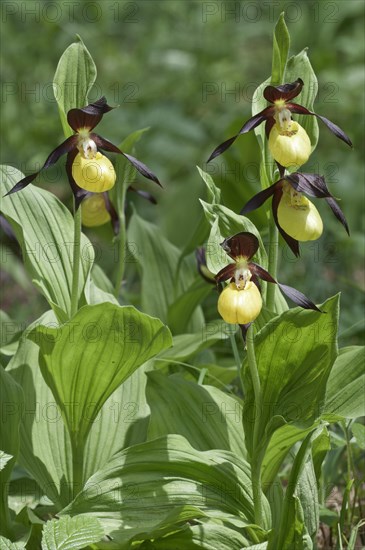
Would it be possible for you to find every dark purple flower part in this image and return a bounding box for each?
[215,232,321,312]
[240,173,349,256]
[208,78,352,162]
[5,97,161,202]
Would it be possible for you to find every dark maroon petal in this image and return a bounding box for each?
[5,135,78,196]
[286,103,352,147]
[128,186,157,205]
[196,247,216,285]
[286,173,331,198]
[278,283,321,312]
[325,196,350,235]
[215,263,236,283]
[103,192,120,235]
[67,97,114,131]
[220,232,259,261]
[66,149,88,208]
[207,107,274,163]
[240,181,279,215]
[272,189,300,257]
[263,79,304,103]
[92,134,162,187]
[265,117,275,138]
[249,262,276,284]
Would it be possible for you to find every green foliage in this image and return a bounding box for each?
[41,515,104,550]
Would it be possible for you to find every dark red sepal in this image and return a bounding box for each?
[128,187,157,205]
[263,78,304,103]
[272,189,300,257]
[220,231,259,261]
[92,134,162,187]
[240,181,280,215]
[66,149,88,208]
[207,107,274,163]
[265,117,275,139]
[103,192,120,235]
[325,196,350,235]
[5,135,78,196]
[67,97,114,132]
[286,103,353,147]
[277,283,322,312]
[286,173,331,199]
[215,263,236,283]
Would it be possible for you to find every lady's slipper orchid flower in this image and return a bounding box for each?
[241,172,349,256]
[208,78,352,164]
[215,232,320,325]
[6,97,161,203]
[81,186,157,234]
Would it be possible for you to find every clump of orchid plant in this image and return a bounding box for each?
[241,173,349,256]
[215,232,320,325]
[6,97,161,202]
[207,78,352,167]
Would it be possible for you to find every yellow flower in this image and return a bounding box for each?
[81,194,111,227]
[269,121,311,168]
[277,186,323,241]
[218,281,262,324]
[72,152,116,193]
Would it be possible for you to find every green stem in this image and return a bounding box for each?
[71,437,84,499]
[113,184,127,298]
[266,216,279,312]
[246,324,264,525]
[70,202,82,318]
[229,330,244,396]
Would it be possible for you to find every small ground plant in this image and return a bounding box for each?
[1,14,364,550]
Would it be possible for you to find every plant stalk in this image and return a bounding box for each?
[71,437,84,499]
[113,182,127,298]
[70,202,82,318]
[229,330,245,396]
[246,324,264,525]
[266,216,279,312]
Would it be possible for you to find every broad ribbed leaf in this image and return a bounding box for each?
[53,35,97,137]
[271,12,290,85]
[1,166,94,321]
[167,277,212,334]
[127,212,205,332]
[0,537,25,549]
[351,423,365,449]
[61,435,270,546]
[41,515,104,550]
[197,167,222,204]
[146,372,246,457]
[7,311,72,508]
[0,366,23,538]
[323,346,365,420]
[29,303,172,451]
[243,295,339,459]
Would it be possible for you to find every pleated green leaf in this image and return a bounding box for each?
[1,166,94,321]
[29,303,172,450]
[146,372,246,457]
[53,35,97,137]
[271,12,290,85]
[41,515,104,550]
[243,295,339,458]
[7,311,72,508]
[61,435,269,547]
[323,346,365,420]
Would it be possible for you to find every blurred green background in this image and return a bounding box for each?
[1,0,364,342]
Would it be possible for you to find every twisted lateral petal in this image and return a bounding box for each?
[286,173,332,198]
[207,107,274,162]
[5,135,78,196]
[67,97,114,131]
[286,102,353,147]
[240,182,279,215]
[92,134,161,187]
[325,196,350,235]
[249,262,321,312]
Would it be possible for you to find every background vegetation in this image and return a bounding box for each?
[1,0,364,342]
